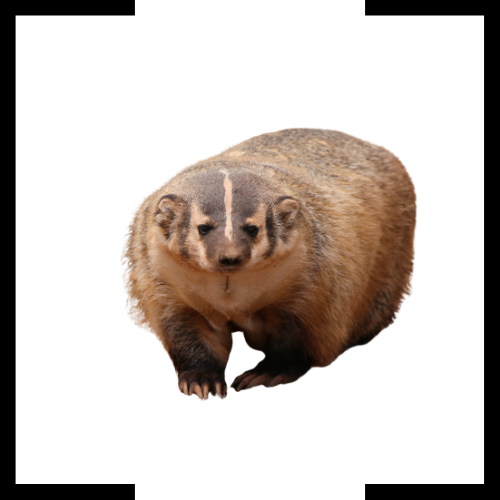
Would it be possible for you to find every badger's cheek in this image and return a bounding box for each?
[185,232,213,272]
[250,233,270,261]
[151,226,176,253]
[192,253,213,272]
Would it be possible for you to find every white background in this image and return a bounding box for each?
[16,1,484,492]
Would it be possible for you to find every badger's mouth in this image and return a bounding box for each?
[215,263,247,274]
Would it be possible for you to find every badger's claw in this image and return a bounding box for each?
[178,371,227,399]
[231,369,301,391]
[231,356,311,392]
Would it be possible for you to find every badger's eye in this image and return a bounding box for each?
[245,225,259,237]
[198,224,212,235]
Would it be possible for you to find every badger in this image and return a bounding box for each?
[124,129,416,399]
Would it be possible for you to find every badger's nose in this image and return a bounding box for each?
[219,255,243,266]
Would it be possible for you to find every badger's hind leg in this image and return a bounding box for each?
[347,275,412,351]
[348,220,415,352]
[232,311,311,392]
[346,290,395,350]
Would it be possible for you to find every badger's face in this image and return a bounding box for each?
[154,170,300,273]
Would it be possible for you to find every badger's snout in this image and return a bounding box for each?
[219,254,243,267]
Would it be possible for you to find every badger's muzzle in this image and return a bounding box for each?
[218,254,243,267]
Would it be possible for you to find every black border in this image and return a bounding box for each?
[16,1,135,16]
[365,2,485,15]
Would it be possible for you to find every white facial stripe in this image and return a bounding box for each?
[224,175,233,241]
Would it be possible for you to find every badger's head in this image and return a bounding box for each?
[153,169,301,273]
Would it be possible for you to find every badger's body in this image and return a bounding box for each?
[125,129,416,399]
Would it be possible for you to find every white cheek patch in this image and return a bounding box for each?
[247,204,268,260]
[251,234,269,260]
[187,203,213,270]
[223,175,233,241]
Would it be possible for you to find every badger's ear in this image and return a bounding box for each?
[158,194,185,213]
[156,194,186,229]
[273,196,299,228]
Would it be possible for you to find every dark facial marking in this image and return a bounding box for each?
[229,171,275,220]
[194,171,226,217]
[264,206,277,259]
[177,207,191,258]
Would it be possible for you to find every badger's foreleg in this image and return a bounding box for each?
[160,308,232,399]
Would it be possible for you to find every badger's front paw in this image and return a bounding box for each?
[178,371,227,400]
[231,357,311,392]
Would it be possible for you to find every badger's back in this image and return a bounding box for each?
[213,128,408,185]
[214,128,416,350]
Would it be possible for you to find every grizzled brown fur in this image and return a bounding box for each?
[124,129,416,399]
